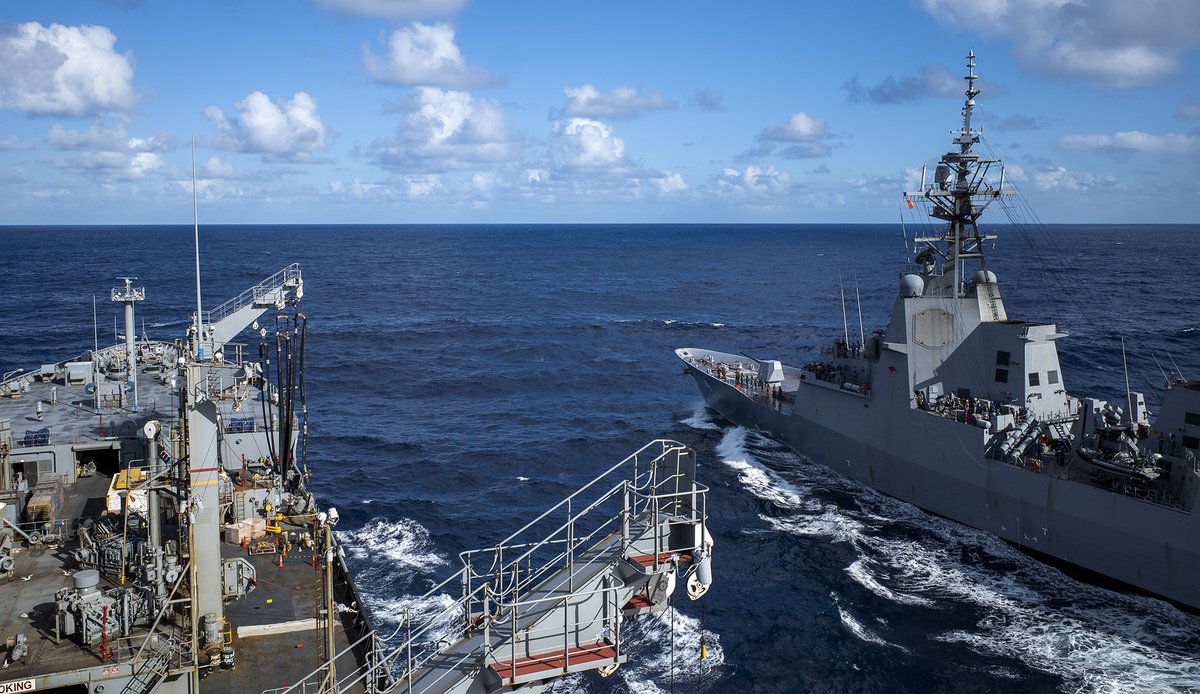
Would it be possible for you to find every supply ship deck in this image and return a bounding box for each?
[1,263,715,693]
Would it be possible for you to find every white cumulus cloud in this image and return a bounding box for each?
[205,91,328,162]
[715,165,792,198]
[842,64,965,103]
[364,22,491,87]
[1058,130,1200,155]
[404,174,443,197]
[316,0,464,18]
[371,87,513,171]
[0,22,136,116]
[45,123,174,153]
[555,118,631,170]
[561,84,675,120]
[762,112,828,141]
[654,171,688,195]
[920,0,1200,88]
[750,112,833,159]
[57,149,163,181]
[43,123,174,181]
[201,155,238,179]
[1032,166,1118,192]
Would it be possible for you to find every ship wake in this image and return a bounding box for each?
[338,517,454,636]
[716,426,1200,691]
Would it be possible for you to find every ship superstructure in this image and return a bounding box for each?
[677,52,1200,610]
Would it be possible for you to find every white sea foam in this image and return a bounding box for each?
[338,517,448,572]
[725,438,1200,691]
[833,592,909,653]
[616,607,725,693]
[762,505,860,541]
[544,674,585,693]
[845,558,933,607]
[543,608,724,693]
[680,401,721,431]
[516,476,530,482]
[718,428,816,512]
[370,592,459,645]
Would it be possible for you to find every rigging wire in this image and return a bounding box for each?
[979,137,1161,397]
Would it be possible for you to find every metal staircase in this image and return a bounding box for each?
[121,648,172,694]
[200,264,303,352]
[266,439,713,694]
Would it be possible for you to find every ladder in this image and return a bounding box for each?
[121,650,170,694]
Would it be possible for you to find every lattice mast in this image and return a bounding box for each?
[905,51,1010,298]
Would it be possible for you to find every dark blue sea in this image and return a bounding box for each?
[3,224,1200,693]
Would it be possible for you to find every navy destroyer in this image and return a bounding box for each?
[678,52,1200,610]
[0,212,713,692]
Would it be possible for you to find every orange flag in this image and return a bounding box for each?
[906,199,914,209]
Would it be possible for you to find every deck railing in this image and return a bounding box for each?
[265,439,708,694]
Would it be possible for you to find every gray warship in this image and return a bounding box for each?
[678,52,1200,611]
[0,228,713,692]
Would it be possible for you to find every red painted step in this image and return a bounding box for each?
[623,593,653,610]
[627,550,692,567]
[490,642,618,680]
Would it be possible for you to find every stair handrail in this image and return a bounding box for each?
[201,263,301,327]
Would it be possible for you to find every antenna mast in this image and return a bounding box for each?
[839,280,850,351]
[902,51,1007,301]
[192,135,204,359]
[855,276,865,348]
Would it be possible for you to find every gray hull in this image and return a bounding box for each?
[681,347,1200,611]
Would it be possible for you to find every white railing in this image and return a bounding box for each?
[202,264,301,326]
[266,439,708,694]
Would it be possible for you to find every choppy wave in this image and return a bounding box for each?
[338,517,448,573]
[542,608,724,694]
[680,402,721,431]
[720,427,1200,691]
[615,607,725,693]
[833,592,909,653]
[370,592,460,644]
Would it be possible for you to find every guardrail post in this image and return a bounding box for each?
[405,606,412,694]
[621,482,630,553]
[567,498,574,593]
[482,589,491,646]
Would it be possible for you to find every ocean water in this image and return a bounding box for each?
[2,223,1200,693]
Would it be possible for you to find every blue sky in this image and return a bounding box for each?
[1,0,1197,224]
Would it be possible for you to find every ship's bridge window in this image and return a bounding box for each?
[996,350,1010,366]
[1183,435,1200,451]
[1028,372,1040,387]
[1048,370,1059,385]
[1185,412,1200,426]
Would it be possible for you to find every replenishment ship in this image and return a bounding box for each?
[0,247,712,692]
[677,52,1199,610]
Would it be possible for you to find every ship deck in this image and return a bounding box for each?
[0,353,370,693]
[0,357,179,453]
[0,463,366,693]
[679,347,1189,512]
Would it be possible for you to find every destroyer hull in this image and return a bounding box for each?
[682,348,1200,611]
